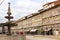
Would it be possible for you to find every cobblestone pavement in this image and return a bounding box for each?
[0,34,26,40]
[26,35,60,40]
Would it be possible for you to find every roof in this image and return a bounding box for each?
[16,2,60,23]
[43,0,60,7]
[43,1,55,6]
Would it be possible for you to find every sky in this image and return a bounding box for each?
[0,0,56,23]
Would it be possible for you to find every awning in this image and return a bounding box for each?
[30,29,38,32]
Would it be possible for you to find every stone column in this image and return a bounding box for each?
[2,25,5,34]
[7,25,11,35]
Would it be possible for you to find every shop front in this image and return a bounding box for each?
[41,26,53,35]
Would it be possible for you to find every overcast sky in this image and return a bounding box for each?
[0,0,56,23]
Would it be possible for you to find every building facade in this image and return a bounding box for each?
[11,0,60,35]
